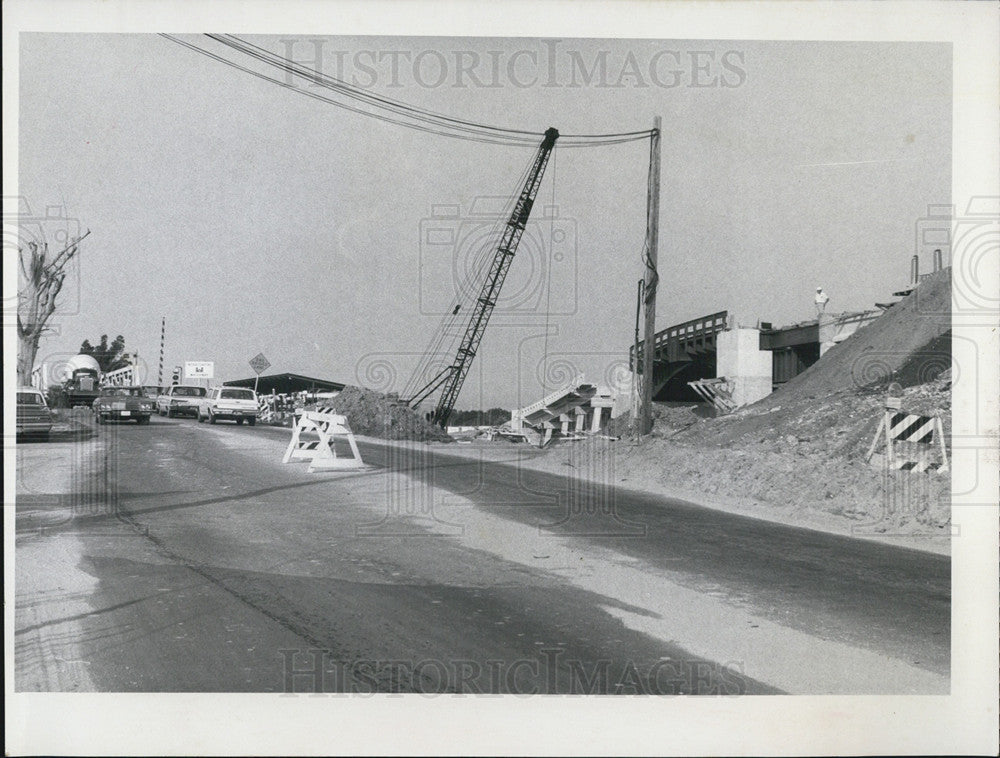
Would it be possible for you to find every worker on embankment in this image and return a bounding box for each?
[814,286,830,316]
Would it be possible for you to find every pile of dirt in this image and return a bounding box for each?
[678,269,952,452]
[759,268,951,406]
[675,370,951,458]
[310,386,452,442]
[608,403,709,437]
[586,271,953,546]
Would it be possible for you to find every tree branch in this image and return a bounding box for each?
[50,229,91,271]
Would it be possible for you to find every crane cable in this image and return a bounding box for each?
[405,159,531,398]
[540,142,557,396]
[402,157,535,400]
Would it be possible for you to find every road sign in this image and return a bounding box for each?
[184,361,214,380]
[249,353,271,375]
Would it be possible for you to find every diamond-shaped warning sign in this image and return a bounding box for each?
[249,353,271,375]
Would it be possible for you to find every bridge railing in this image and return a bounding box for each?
[631,311,729,370]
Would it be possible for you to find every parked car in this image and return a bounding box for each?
[197,386,259,425]
[16,387,54,440]
[93,386,155,424]
[156,385,207,418]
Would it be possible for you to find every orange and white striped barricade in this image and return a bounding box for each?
[282,409,364,472]
[865,404,948,474]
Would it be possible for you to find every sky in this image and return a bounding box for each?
[18,34,951,409]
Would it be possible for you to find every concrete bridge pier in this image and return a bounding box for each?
[716,328,773,408]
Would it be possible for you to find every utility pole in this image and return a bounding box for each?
[640,117,661,436]
[631,278,644,418]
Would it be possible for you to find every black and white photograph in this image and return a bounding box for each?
[4,1,998,755]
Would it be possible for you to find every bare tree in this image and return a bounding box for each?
[16,230,91,385]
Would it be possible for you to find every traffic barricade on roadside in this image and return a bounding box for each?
[865,392,949,474]
[282,408,365,472]
[258,395,275,423]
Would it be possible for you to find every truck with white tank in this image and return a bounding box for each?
[62,354,103,407]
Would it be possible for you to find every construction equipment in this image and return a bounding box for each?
[62,354,102,407]
[406,127,560,426]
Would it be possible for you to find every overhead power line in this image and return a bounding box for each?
[160,33,654,148]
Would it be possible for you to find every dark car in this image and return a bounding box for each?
[93,386,156,424]
[17,388,54,439]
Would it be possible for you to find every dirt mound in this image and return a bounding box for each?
[677,269,952,456]
[676,371,951,457]
[620,271,954,540]
[608,402,708,437]
[759,268,951,406]
[311,386,452,442]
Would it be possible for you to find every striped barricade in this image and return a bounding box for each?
[282,409,365,472]
[258,396,275,423]
[865,409,948,473]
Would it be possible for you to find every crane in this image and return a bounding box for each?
[407,127,560,427]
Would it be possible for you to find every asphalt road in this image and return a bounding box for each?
[15,414,949,694]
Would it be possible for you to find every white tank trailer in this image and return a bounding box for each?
[62,354,102,407]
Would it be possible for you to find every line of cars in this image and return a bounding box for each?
[155,384,259,425]
[95,384,260,425]
[15,382,263,442]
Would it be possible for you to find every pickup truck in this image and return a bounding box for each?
[197,386,259,425]
[157,385,207,418]
[93,386,155,424]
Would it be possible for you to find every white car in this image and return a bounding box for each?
[157,385,207,418]
[198,386,259,425]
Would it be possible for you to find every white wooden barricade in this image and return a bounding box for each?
[282,409,364,472]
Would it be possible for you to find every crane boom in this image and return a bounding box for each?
[413,127,559,427]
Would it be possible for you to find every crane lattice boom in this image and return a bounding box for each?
[410,127,559,427]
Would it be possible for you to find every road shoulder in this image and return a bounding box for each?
[352,434,952,557]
